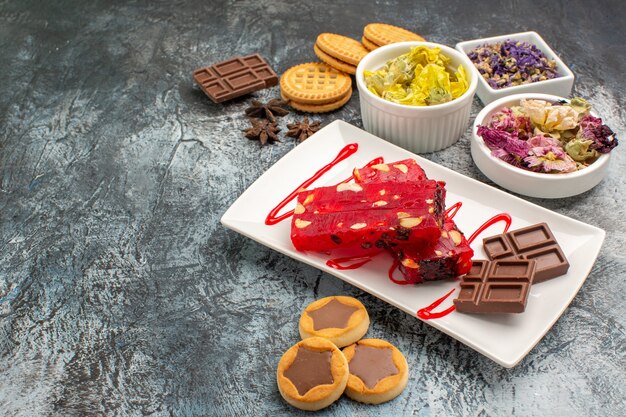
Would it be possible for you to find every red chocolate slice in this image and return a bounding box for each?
[193,54,278,103]
[306,298,359,331]
[283,347,334,396]
[348,345,398,389]
[394,218,474,284]
[291,179,445,256]
[353,159,428,184]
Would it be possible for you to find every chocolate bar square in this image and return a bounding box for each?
[482,223,569,283]
[454,259,536,314]
[193,54,278,103]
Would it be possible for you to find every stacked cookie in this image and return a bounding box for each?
[314,33,369,75]
[362,23,426,51]
[277,296,409,411]
[280,63,353,113]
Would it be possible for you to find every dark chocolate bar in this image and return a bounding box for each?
[193,54,278,103]
[482,223,569,283]
[454,259,536,314]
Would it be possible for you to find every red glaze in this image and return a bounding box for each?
[416,288,456,320]
[265,143,359,225]
[467,213,513,245]
[326,255,373,270]
[388,258,416,285]
[444,202,462,220]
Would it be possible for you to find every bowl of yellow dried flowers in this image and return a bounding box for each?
[356,42,478,153]
[472,94,618,198]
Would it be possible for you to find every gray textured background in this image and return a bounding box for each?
[1,0,625,416]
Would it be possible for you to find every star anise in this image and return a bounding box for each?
[286,117,322,142]
[244,99,289,122]
[244,118,280,145]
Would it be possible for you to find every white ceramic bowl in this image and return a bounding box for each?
[356,41,478,154]
[456,31,574,106]
[472,93,611,198]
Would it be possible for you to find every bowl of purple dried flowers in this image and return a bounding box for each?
[472,93,618,198]
[456,32,574,105]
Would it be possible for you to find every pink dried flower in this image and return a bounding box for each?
[524,145,577,173]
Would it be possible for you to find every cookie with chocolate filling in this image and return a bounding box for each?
[299,296,369,348]
[342,338,409,404]
[276,337,349,411]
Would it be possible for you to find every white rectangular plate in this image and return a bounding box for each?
[221,120,605,367]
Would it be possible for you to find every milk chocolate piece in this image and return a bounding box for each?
[454,259,536,314]
[348,345,398,389]
[283,347,334,395]
[306,298,359,331]
[193,54,278,103]
[483,223,569,283]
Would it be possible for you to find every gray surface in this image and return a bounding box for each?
[1,0,625,416]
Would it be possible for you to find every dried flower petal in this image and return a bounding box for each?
[477,126,531,158]
[524,145,577,173]
[364,45,468,106]
[467,40,559,89]
[578,114,618,153]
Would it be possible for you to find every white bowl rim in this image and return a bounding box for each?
[456,31,575,94]
[472,93,611,181]
[356,41,479,113]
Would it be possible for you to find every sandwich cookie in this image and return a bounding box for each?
[314,33,369,74]
[280,62,353,113]
[276,337,349,411]
[342,339,409,404]
[361,36,380,52]
[299,296,369,348]
[363,23,425,48]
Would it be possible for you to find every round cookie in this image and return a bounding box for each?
[315,33,369,66]
[313,43,357,75]
[363,23,425,46]
[280,62,352,105]
[281,87,352,113]
[342,338,409,404]
[361,36,380,52]
[299,296,368,347]
[276,337,349,411]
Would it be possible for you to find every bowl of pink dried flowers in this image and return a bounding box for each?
[472,93,618,198]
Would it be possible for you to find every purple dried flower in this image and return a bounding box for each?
[477,125,531,158]
[467,39,559,89]
[579,114,618,153]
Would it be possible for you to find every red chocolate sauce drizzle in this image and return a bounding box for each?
[388,258,418,285]
[444,202,462,220]
[265,143,359,225]
[467,213,512,245]
[326,255,372,270]
[416,288,457,320]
